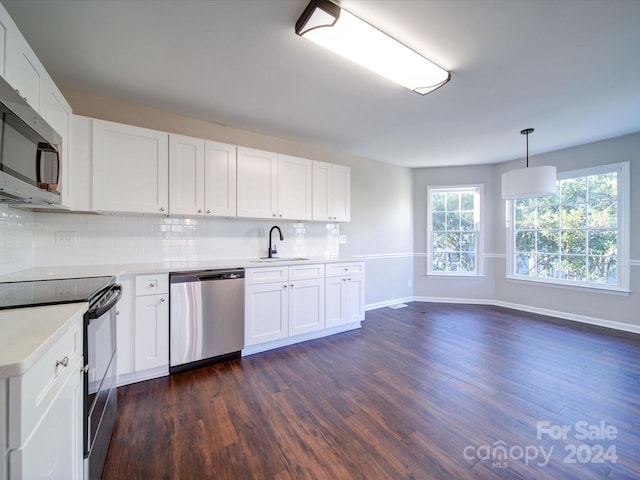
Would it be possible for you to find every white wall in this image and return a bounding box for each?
[414,132,640,331]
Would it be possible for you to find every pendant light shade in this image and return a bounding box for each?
[295,0,450,95]
[501,128,557,199]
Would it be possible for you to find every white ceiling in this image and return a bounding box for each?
[4,0,640,168]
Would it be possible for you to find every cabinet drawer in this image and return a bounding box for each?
[8,315,83,447]
[325,262,365,277]
[289,264,325,280]
[136,274,169,295]
[245,267,288,285]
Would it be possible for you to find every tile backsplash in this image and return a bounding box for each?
[0,204,340,275]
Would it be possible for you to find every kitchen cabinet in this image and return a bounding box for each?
[4,17,47,115]
[92,119,169,214]
[312,161,351,222]
[45,78,73,208]
[6,314,84,480]
[133,274,169,374]
[325,262,365,327]
[237,147,278,219]
[237,148,313,220]
[0,3,11,79]
[68,115,93,212]
[115,275,135,382]
[169,134,237,217]
[244,264,325,346]
[277,154,312,220]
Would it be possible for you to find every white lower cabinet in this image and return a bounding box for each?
[244,264,325,347]
[325,263,365,328]
[7,314,84,480]
[134,294,169,372]
[115,274,169,386]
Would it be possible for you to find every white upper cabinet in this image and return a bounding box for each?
[205,140,237,216]
[169,135,237,217]
[237,147,313,220]
[0,3,11,79]
[45,78,73,207]
[4,19,47,115]
[237,147,278,219]
[277,154,312,221]
[169,133,205,216]
[92,119,169,214]
[312,161,351,222]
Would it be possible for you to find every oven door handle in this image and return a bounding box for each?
[87,285,122,320]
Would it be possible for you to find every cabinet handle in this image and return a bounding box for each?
[348,278,351,281]
[81,365,89,373]
[290,284,294,288]
[149,282,156,288]
[273,213,277,217]
[206,209,211,214]
[160,207,165,212]
[342,278,347,282]
[279,214,283,218]
[283,285,288,289]
[160,297,166,302]
[116,310,120,315]
[56,356,69,368]
[198,209,203,213]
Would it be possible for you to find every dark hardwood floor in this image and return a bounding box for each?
[102,303,640,479]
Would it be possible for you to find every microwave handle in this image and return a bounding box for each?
[36,142,60,187]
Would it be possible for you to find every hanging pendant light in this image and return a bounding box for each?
[501,128,557,199]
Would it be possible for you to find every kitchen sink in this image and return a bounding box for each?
[250,257,310,263]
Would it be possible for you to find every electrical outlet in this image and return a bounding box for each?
[339,235,347,244]
[55,231,76,246]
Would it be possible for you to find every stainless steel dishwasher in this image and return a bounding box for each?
[169,268,244,373]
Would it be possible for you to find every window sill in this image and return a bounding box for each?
[427,272,485,279]
[505,275,630,296]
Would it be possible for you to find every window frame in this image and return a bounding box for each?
[427,184,484,277]
[505,161,630,293]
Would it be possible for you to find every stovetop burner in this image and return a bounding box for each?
[0,276,115,310]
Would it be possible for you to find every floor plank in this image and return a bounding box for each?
[102,303,640,479]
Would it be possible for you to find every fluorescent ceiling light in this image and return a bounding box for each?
[502,129,557,199]
[295,0,451,95]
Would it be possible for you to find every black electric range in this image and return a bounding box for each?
[0,276,115,310]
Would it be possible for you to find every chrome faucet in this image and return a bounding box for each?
[268,226,284,258]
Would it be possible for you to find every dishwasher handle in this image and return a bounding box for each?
[196,272,243,281]
[170,269,244,284]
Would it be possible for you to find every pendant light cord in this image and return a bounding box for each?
[521,128,534,168]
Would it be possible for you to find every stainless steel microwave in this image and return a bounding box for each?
[0,74,62,205]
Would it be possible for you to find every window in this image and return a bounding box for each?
[508,162,629,291]
[428,185,482,276]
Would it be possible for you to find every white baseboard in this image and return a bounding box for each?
[404,296,640,335]
[117,366,169,387]
[365,296,414,311]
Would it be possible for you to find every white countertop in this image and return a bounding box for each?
[0,302,88,379]
[0,257,358,282]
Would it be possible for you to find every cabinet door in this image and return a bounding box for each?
[5,25,47,115]
[245,282,288,346]
[45,78,73,208]
[169,133,205,215]
[0,3,13,79]
[93,120,169,214]
[332,164,351,222]
[312,161,332,221]
[346,275,365,322]
[278,154,312,220]
[205,141,237,216]
[237,147,278,219]
[116,276,136,379]
[9,356,83,480]
[289,278,325,336]
[134,294,169,371]
[325,276,347,328]
[69,115,93,211]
